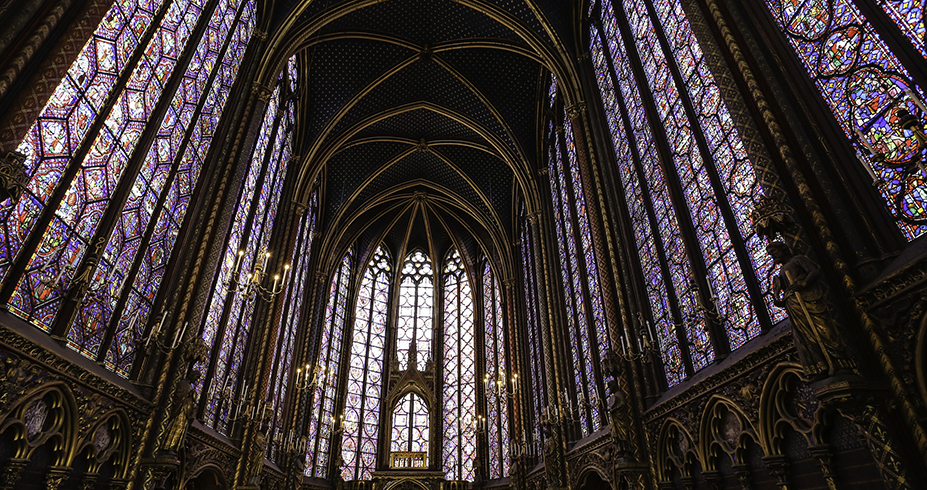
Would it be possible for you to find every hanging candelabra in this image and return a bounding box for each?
[483,372,518,399]
[226,249,291,302]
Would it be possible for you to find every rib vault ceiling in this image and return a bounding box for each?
[261,0,579,273]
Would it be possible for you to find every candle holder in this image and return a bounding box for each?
[141,313,186,353]
[226,249,291,303]
[484,372,518,399]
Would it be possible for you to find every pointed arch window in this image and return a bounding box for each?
[391,392,430,460]
[587,0,785,387]
[196,62,297,434]
[482,260,509,479]
[763,0,927,238]
[266,187,317,462]
[546,80,608,434]
[341,245,391,481]
[5,0,256,376]
[305,250,353,478]
[442,249,476,481]
[397,250,433,371]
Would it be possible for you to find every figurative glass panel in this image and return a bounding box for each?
[589,16,687,384]
[765,0,927,238]
[520,213,545,455]
[305,251,353,478]
[391,392,429,455]
[12,0,211,329]
[267,187,316,461]
[397,250,433,371]
[197,65,296,434]
[342,246,391,481]
[546,81,605,432]
[442,249,476,481]
[482,261,509,479]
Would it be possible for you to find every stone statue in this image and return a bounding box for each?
[539,413,562,487]
[162,369,199,452]
[768,241,856,379]
[246,423,267,486]
[605,379,630,454]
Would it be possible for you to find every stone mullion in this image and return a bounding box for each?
[718,0,927,458]
[95,0,249,360]
[198,94,284,423]
[0,0,175,302]
[242,195,305,469]
[433,258,444,472]
[503,279,521,448]
[265,204,307,461]
[609,0,710,371]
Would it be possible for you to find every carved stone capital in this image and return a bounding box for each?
[750,197,795,239]
[0,150,27,204]
[565,103,587,119]
[252,84,273,102]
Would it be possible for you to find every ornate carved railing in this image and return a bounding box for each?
[389,451,427,469]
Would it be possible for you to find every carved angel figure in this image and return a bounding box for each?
[162,370,199,452]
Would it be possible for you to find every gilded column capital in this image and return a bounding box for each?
[565,102,587,119]
[252,83,273,102]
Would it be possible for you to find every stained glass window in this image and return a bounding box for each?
[5,0,256,376]
[765,0,927,239]
[876,1,926,59]
[196,63,297,434]
[267,186,316,462]
[341,246,391,481]
[482,260,510,479]
[391,392,429,458]
[442,249,476,481]
[306,250,353,478]
[397,250,433,371]
[587,0,788,386]
[520,209,545,457]
[546,81,606,433]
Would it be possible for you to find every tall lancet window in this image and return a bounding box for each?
[442,249,476,481]
[588,0,785,386]
[196,61,297,434]
[520,206,546,457]
[397,250,433,371]
[4,0,255,376]
[306,250,353,478]
[547,79,608,434]
[266,187,317,462]
[764,0,927,239]
[342,246,391,481]
[482,260,509,479]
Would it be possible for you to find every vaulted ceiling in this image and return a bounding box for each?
[261,0,582,274]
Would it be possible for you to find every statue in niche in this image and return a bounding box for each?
[605,379,631,454]
[246,421,267,486]
[539,412,562,487]
[768,241,856,379]
[162,369,199,453]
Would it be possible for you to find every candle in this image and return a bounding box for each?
[263,252,271,271]
[172,321,188,348]
[273,274,280,291]
[234,249,245,273]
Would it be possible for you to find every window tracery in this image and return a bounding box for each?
[341,246,391,481]
[5,0,256,377]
